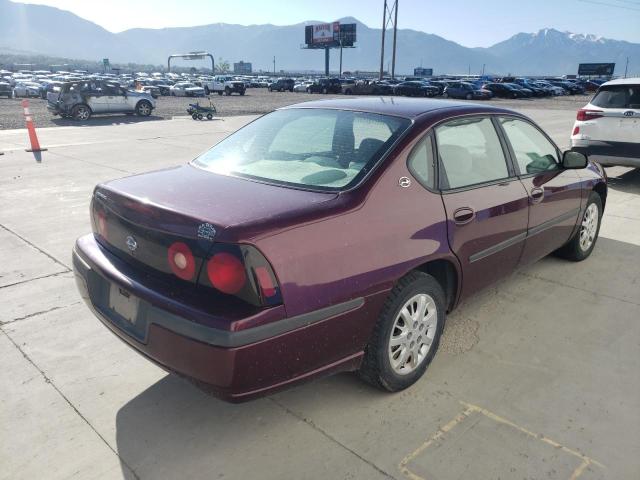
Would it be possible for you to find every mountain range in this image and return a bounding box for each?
[0,0,638,75]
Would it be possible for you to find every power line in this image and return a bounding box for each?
[578,0,640,11]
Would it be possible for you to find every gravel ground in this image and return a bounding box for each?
[0,88,592,130]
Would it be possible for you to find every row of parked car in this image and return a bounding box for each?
[264,75,598,100]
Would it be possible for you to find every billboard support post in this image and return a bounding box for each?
[391,0,398,78]
[325,47,330,76]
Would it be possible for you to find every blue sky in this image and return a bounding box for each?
[15,0,640,47]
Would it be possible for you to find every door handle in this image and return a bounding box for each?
[530,187,544,204]
[453,207,475,225]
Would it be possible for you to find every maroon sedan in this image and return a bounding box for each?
[73,98,607,402]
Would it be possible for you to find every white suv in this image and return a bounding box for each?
[570,78,640,168]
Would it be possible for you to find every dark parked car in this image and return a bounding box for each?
[308,78,342,94]
[443,82,492,100]
[342,79,393,95]
[73,98,606,402]
[504,83,533,98]
[513,79,548,97]
[268,78,295,92]
[394,81,439,97]
[482,82,524,99]
[0,81,12,98]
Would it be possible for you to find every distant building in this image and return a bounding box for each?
[234,61,252,74]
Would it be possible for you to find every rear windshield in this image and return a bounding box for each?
[592,85,640,109]
[192,108,411,190]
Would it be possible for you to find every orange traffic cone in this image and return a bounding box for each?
[22,99,47,152]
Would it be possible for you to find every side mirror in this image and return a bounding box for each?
[562,150,588,169]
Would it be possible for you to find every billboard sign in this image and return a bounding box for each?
[414,67,433,77]
[305,23,356,47]
[312,22,339,44]
[578,63,615,76]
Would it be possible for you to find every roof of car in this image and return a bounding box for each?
[280,97,516,118]
[601,77,639,86]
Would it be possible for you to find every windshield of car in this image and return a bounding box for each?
[591,85,640,108]
[192,108,411,190]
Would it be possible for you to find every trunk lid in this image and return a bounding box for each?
[92,164,337,286]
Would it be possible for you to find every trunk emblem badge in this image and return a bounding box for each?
[197,223,217,240]
[126,236,138,252]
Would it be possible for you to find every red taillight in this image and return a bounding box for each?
[207,253,247,294]
[576,109,603,121]
[254,266,277,298]
[97,211,108,239]
[572,126,580,136]
[167,241,196,280]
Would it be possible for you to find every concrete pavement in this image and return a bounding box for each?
[1,108,638,480]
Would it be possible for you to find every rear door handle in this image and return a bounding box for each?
[530,187,544,204]
[453,207,475,225]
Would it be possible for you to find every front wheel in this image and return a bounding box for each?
[465,93,473,100]
[359,271,445,392]
[555,192,602,261]
[442,92,449,98]
[225,87,231,96]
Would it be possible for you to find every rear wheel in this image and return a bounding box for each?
[197,113,203,120]
[322,87,328,94]
[71,104,91,121]
[359,271,445,392]
[442,92,449,98]
[135,100,152,116]
[218,91,223,96]
[206,113,213,120]
[225,87,231,96]
[465,93,473,100]
[556,192,602,261]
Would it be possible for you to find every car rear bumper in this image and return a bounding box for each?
[73,234,378,402]
[571,139,640,167]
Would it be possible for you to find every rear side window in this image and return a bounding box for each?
[499,117,559,175]
[435,117,509,189]
[592,85,640,108]
[407,136,434,189]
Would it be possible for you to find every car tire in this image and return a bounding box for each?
[359,271,445,392]
[240,90,245,96]
[71,104,91,121]
[197,113,203,120]
[465,93,473,100]
[322,87,328,94]
[206,113,213,120]
[204,86,210,95]
[192,113,198,120]
[135,100,152,117]
[442,92,448,98]
[555,192,603,262]
[225,87,231,96]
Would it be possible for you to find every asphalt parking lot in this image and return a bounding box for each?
[0,88,592,129]
[1,104,639,479]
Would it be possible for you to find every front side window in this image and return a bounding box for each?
[499,117,558,175]
[592,85,640,108]
[193,109,410,190]
[435,117,509,189]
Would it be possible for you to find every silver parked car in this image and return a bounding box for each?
[47,81,156,120]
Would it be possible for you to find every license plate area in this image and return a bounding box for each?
[109,284,139,324]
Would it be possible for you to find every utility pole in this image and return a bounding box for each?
[379,0,398,79]
[624,57,629,78]
[273,56,276,75]
[482,63,486,76]
[379,0,387,80]
[339,38,343,77]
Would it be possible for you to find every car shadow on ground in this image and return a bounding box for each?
[605,167,639,195]
[114,370,378,478]
[50,114,164,128]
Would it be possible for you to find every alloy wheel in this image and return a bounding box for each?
[579,203,599,251]
[388,293,438,375]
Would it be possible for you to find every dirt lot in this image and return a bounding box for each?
[0,88,592,130]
